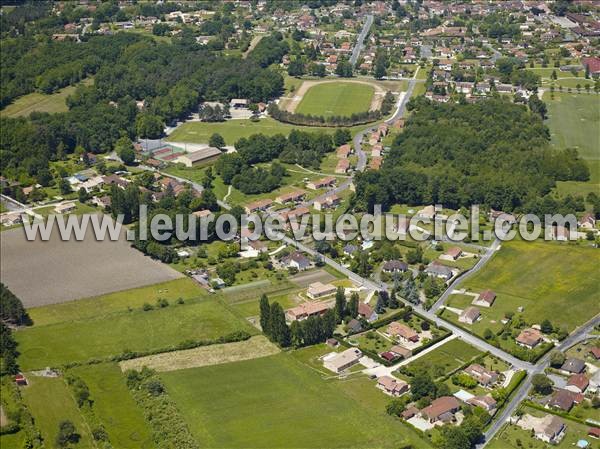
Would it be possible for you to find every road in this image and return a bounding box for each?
[485,43,502,63]
[350,14,373,67]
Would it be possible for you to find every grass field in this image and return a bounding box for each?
[161,353,431,448]
[545,92,600,160]
[21,376,94,448]
[70,363,154,448]
[397,338,482,381]
[554,158,600,200]
[461,240,600,333]
[16,298,256,370]
[1,78,93,118]
[296,82,374,118]
[167,117,336,145]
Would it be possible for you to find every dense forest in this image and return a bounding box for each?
[353,97,589,214]
[1,31,284,184]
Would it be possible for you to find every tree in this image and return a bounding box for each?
[268,302,291,347]
[374,59,386,79]
[56,420,79,447]
[335,59,353,77]
[549,350,565,368]
[334,287,346,323]
[333,128,351,146]
[310,62,326,77]
[136,113,163,139]
[0,283,30,325]
[59,178,71,195]
[287,58,305,77]
[540,319,553,334]
[531,374,553,395]
[209,133,225,149]
[78,187,89,203]
[115,136,135,165]
[259,294,270,335]
[347,292,359,318]
[411,369,437,400]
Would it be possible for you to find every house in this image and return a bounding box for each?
[459,306,481,325]
[387,322,419,343]
[92,195,111,209]
[588,427,600,439]
[424,261,454,281]
[102,174,129,189]
[307,176,336,190]
[369,157,382,170]
[531,415,566,445]
[472,290,496,308]
[561,358,586,375]
[244,199,273,214]
[358,302,378,322]
[390,344,412,359]
[337,144,352,158]
[420,396,461,423]
[276,190,306,204]
[464,364,498,386]
[230,98,249,108]
[323,348,362,373]
[401,406,419,420]
[281,251,311,271]
[578,212,596,230]
[14,374,27,386]
[326,338,339,348]
[516,328,543,349]
[54,202,76,214]
[467,395,497,412]
[343,244,358,256]
[489,209,516,224]
[174,147,221,167]
[382,260,408,273]
[335,159,350,174]
[417,205,436,219]
[377,376,409,396]
[314,194,340,211]
[566,373,589,394]
[286,301,333,321]
[192,209,213,219]
[589,347,600,360]
[590,370,600,393]
[440,246,462,261]
[307,282,337,299]
[380,351,398,362]
[1,212,23,227]
[548,388,584,412]
[347,318,363,334]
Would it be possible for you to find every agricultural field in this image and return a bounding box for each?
[21,376,94,448]
[487,406,593,449]
[70,363,153,449]
[0,78,93,118]
[295,81,375,117]
[0,225,182,307]
[545,92,600,160]
[460,240,600,333]
[161,353,432,449]
[15,297,256,370]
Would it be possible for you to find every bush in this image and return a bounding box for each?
[142,303,153,311]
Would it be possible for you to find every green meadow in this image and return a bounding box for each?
[296,81,374,117]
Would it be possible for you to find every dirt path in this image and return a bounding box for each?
[243,34,263,59]
[284,79,386,113]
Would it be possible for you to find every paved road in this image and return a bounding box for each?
[485,43,502,63]
[350,14,373,67]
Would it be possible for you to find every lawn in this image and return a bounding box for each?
[70,363,154,449]
[21,376,94,448]
[161,353,432,449]
[1,78,93,118]
[167,117,336,146]
[28,278,203,327]
[554,158,600,201]
[296,81,374,118]
[544,92,600,160]
[16,298,256,370]
[397,338,483,381]
[462,239,600,333]
[487,406,593,449]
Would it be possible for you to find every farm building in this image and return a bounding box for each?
[174,147,221,167]
[323,348,362,373]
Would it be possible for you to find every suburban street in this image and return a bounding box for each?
[350,14,373,67]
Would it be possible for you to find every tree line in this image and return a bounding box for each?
[268,103,382,127]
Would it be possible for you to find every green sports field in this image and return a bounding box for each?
[70,363,153,448]
[16,298,256,370]
[462,240,600,333]
[545,92,600,160]
[296,82,374,118]
[161,353,431,449]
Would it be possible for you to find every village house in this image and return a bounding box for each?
[276,190,306,204]
[285,301,333,322]
[464,364,499,387]
[337,144,353,158]
[425,261,455,281]
[516,328,543,349]
[417,205,436,219]
[1,212,23,227]
[386,321,419,343]
[102,174,129,189]
[578,212,596,230]
[561,358,586,375]
[92,195,111,209]
[369,157,382,170]
[230,98,249,109]
[382,260,408,273]
[517,414,566,445]
[307,282,337,300]
[244,199,273,214]
[589,427,600,439]
[357,302,378,322]
[548,388,584,412]
[323,348,362,373]
[281,251,311,271]
[589,347,600,360]
[389,344,412,359]
[306,176,336,190]
[314,194,340,211]
[459,306,481,325]
[54,202,76,214]
[440,246,463,261]
[420,396,461,424]
[376,376,409,397]
[347,318,363,334]
[335,159,350,174]
[566,373,589,394]
[472,290,497,308]
[466,395,497,412]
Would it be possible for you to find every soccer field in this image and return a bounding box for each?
[161,353,431,449]
[296,82,375,118]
